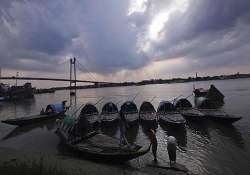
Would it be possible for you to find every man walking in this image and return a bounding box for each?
[149,129,158,162]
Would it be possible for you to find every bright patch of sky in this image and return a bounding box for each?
[128,0,148,15]
[149,0,189,41]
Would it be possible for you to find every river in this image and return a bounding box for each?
[0,78,250,175]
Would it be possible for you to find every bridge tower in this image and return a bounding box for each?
[69,58,77,95]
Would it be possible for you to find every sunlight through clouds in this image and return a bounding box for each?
[128,0,148,16]
[148,0,189,41]
[0,0,250,85]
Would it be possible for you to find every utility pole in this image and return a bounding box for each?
[16,72,19,86]
[0,67,1,83]
[74,57,77,90]
[69,58,77,95]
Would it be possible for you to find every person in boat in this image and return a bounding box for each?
[167,136,177,166]
[119,110,129,146]
[44,100,68,114]
[62,100,70,111]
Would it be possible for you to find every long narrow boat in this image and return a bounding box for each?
[174,98,205,121]
[101,102,119,123]
[199,109,242,124]
[195,98,242,124]
[139,101,157,123]
[157,101,186,126]
[120,101,138,123]
[55,128,150,162]
[80,103,99,124]
[1,103,66,126]
[1,112,64,126]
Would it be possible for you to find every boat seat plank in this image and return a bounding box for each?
[87,134,120,149]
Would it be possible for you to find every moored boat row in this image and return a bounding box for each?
[1,96,241,128]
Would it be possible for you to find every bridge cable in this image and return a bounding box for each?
[76,63,96,83]
[75,59,98,82]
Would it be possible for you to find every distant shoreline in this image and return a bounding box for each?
[46,73,250,91]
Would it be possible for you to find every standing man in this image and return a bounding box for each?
[149,129,158,162]
[119,110,129,146]
[167,136,177,166]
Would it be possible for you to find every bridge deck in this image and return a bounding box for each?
[0,77,111,84]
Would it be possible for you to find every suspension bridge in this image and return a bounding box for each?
[0,77,110,84]
[0,58,114,86]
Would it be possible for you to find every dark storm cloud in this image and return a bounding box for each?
[151,0,250,69]
[0,0,250,76]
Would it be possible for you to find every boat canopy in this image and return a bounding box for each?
[174,98,192,109]
[120,101,138,113]
[102,102,118,113]
[206,84,224,103]
[196,98,218,109]
[46,103,65,113]
[80,103,99,115]
[139,101,155,112]
[157,101,175,112]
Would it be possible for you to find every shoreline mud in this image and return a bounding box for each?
[0,147,194,175]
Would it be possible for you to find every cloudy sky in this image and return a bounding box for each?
[0,0,250,87]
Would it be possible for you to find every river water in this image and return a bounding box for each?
[0,78,250,175]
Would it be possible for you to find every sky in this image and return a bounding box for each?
[0,0,250,88]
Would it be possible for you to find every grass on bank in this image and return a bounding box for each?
[0,158,77,175]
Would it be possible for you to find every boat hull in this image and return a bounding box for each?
[158,113,186,127]
[200,109,242,124]
[55,129,150,163]
[124,113,139,123]
[180,109,205,122]
[1,112,65,126]
[101,113,119,124]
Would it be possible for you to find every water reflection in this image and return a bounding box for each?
[186,121,210,139]
[125,123,139,144]
[207,121,244,149]
[2,119,57,140]
[159,122,187,148]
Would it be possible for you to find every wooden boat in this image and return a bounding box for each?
[174,98,205,121]
[1,103,66,126]
[55,128,150,162]
[195,97,219,109]
[120,101,138,123]
[157,101,186,126]
[199,109,242,124]
[80,103,99,124]
[194,84,224,104]
[139,101,157,122]
[1,112,64,126]
[193,88,208,97]
[101,102,119,123]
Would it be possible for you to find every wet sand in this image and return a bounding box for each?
[0,146,194,175]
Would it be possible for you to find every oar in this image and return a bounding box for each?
[172,95,184,103]
[131,93,139,102]
[150,96,157,103]
[116,100,122,106]
[94,96,105,106]
[70,103,85,118]
[185,94,193,99]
